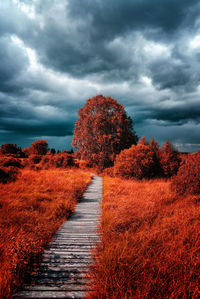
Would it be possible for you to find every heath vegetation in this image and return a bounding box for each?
[1,95,200,298]
[88,176,200,298]
[0,168,91,298]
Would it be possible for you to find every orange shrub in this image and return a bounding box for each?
[40,153,76,169]
[159,141,181,177]
[103,166,114,177]
[171,152,200,195]
[113,138,181,180]
[27,140,48,155]
[0,143,23,156]
[114,143,159,179]
[28,154,42,166]
[0,166,20,183]
[0,156,23,168]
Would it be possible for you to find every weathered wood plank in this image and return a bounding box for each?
[14,290,88,298]
[21,285,92,291]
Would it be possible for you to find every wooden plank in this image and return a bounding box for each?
[21,285,92,291]
[29,277,89,284]
[14,290,88,298]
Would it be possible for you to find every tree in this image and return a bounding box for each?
[28,140,48,155]
[72,95,138,169]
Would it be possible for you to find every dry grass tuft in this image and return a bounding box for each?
[0,168,91,298]
[88,176,200,298]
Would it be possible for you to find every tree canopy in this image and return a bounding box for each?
[27,140,48,155]
[72,95,138,169]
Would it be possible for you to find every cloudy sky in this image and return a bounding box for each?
[1,0,200,152]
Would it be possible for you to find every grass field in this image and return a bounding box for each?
[88,176,200,298]
[0,168,91,298]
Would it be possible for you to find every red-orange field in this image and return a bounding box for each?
[0,168,91,298]
[88,176,200,299]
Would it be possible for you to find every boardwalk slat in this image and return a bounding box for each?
[14,290,88,298]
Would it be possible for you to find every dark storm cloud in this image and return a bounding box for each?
[149,60,191,90]
[0,0,200,151]
[0,117,74,137]
[26,0,200,78]
[0,36,28,94]
[126,98,200,128]
[22,0,200,94]
[69,0,199,35]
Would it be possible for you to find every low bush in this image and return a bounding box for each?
[26,140,48,155]
[0,156,23,168]
[171,152,200,195]
[39,153,76,169]
[0,166,20,183]
[0,144,24,156]
[28,154,42,165]
[103,166,114,177]
[159,141,181,177]
[113,138,180,180]
[114,143,159,179]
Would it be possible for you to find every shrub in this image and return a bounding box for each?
[171,153,200,195]
[0,166,20,183]
[29,155,42,164]
[103,166,114,177]
[159,141,181,177]
[114,143,159,179]
[0,144,23,156]
[0,156,23,168]
[39,153,76,169]
[27,140,48,155]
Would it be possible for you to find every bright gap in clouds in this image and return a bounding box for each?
[11,35,39,70]
[189,35,200,49]
[12,0,36,19]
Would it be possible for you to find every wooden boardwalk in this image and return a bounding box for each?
[14,175,102,299]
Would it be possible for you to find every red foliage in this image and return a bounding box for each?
[171,152,200,195]
[0,144,24,157]
[113,137,180,180]
[40,153,76,169]
[72,95,138,170]
[114,143,159,179]
[159,141,181,177]
[26,140,48,156]
[0,156,23,168]
[0,166,20,183]
[28,155,42,165]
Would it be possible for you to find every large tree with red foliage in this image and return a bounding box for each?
[72,95,138,169]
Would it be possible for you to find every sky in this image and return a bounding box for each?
[0,0,200,152]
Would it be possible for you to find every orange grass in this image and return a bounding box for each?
[88,177,200,298]
[0,168,91,298]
